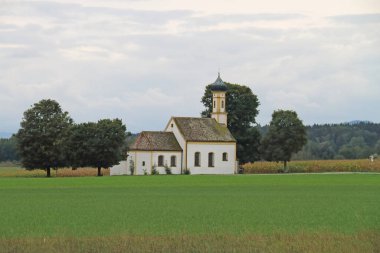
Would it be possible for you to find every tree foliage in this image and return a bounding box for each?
[290,122,380,160]
[66,119,127,176]
[201,82,260,163]
[0,136,19,162]
[261,110,307,170]
[16,99,73,176]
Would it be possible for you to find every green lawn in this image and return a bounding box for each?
[0,174,379,252]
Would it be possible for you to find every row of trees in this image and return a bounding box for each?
[16,99,127,177]
[0,136,19,162]
[290,122,380,160]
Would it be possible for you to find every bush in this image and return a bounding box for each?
[151,166,159,175]
[183,168,191,175]
[129,160,135,175]
[164,165,172,175]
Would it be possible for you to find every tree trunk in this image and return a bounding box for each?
[97,167,102,176]
[47,167,51,177]
[283,161,288,173]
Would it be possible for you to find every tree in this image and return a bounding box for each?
[260,110,307,171]
[16,99,73,177]
[201,82,260,163]
[66,119,127,176]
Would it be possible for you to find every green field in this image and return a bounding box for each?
[0,174,379,252]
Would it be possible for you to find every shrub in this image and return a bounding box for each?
[183,168,191,175]
[129,160,135,175]
[151,165,159,175]
[164,165,172,175]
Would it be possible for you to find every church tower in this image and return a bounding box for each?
[210,72,228,126]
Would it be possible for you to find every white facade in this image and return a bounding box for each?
[120,151,182,175]
[186,142,236,174]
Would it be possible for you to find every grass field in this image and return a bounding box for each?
[0,174,379,252]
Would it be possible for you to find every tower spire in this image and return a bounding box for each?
[210,73,227,126]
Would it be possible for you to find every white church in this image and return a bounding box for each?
[111,74,238,175]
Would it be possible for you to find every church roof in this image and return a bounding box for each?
[210,72,227,92]
[130,131,182,151]
[172,117,236,142]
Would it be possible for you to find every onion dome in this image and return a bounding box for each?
[210,72,227,91]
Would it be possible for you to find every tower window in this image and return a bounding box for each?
[222,152,228,161]
[142,161,146,166]
[208,152,214,167]
[194,152,200,167]
[170,156,176,167]
[213,101,216,108]
[221,100,224,108]
[158,155,164,166]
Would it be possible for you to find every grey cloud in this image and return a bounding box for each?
[0,2,379,133]
[329,13,380,25]
[329,13,380,24]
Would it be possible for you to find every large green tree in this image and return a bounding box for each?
[66,119,127,176]
[16,99,73,177]
[260,110,307,170]
[201,82,260,163]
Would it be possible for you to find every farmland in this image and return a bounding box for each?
[243,159,380,173]
[0,172,379,252]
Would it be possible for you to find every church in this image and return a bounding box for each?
[110,74,238,175]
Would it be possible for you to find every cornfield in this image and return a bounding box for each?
[243,159,380,174]
[0,166,110,177]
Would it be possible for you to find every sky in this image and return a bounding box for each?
[0,0,379,134]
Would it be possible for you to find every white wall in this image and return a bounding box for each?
[110,160,128,175]
[165,118,186,169]
[111,150,183,175]
[186,142,236,174]
[151,151,182,175]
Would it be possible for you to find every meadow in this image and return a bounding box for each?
[0,172,379,252]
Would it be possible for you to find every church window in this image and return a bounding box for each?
[222,152,228,161]
[171,123,173,128]
[142,161,145,166]
[208,152,214,167]
[194,152,201,167]
[213,101,216,108]
[170,156,176,167]
[221,100,224,108]
[158,155,164,166]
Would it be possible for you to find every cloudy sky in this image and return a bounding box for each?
[1,0,379,134]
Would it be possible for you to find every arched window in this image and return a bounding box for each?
[222,152,228,161]
[194,152,200,167]
[213,101,216,108]
[158,155,164,166]
[170,156,176,167]
[221,100,224,109]
[208,152,214,167]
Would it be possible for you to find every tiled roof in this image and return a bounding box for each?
[173,117,236,142]
[130,131,182,151]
